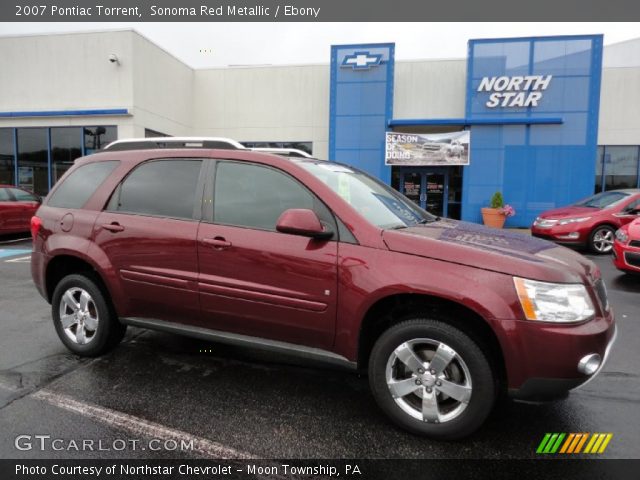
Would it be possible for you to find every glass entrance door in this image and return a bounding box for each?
[399,169,449,217]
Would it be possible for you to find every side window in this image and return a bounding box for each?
[0,188,11,201]
[9,188,37,202]
[625,198,640,212]
[214,161,321,231]
[48,161,119,209]
[108,159,202,220]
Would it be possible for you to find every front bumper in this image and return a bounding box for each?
[531,224,589,245]
[612,240,640,273]
[510,324,617,401]
[503,309,616,401]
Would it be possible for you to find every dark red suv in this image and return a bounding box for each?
[31,145,616,439]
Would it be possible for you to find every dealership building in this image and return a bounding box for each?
[1,30,639,227]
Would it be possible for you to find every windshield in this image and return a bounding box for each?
[298,161,435,229]
[574,191,629,208]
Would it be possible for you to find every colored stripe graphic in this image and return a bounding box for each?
[537,433,613,454]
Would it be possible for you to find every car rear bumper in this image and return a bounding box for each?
[503,310,616,401]
[30,249,48,301]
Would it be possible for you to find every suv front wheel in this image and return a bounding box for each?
[369,318,496,439]
[51,273,126,357]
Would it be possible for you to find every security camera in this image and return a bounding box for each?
[108,54,120,65]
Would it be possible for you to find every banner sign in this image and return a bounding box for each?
[385,131,470,166]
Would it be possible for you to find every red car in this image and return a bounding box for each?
[532,189,640,254]
[30,145,616,439]
[613,218,640,275]
[0,185,41,235]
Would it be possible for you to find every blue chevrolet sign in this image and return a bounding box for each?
[341,51,383,70]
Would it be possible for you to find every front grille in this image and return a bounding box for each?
[594,279,609,312]
[629,240,640,248]
[624,251,640,268]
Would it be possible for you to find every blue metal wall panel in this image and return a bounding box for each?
[329,43,395,183]
[462,35,603,227]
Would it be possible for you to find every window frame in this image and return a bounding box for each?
[206,159,340,241]
[104,157,208,222]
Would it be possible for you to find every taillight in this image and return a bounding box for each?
[30,216,42,240]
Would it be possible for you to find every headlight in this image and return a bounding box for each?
[615,228,628,243]
[513,277,595,323]
[558,217,591,225]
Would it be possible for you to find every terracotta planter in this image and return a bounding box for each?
[481,207,506,229]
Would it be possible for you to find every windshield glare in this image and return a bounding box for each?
[575,191,629,208]
[299,161,434,229]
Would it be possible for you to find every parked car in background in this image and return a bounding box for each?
[532,189,640,253]
[613,218,640,275]
[31,140,615,439]
[0,185,41,235]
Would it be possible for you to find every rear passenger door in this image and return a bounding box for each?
[94,158,206,326]
[197,160,339,350]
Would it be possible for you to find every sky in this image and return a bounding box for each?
[0,22,638,68]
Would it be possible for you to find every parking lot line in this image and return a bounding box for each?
[0,249,31,259]
[5,256,31,263]
[32,389,256,459]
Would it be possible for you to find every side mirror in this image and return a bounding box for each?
[276,209,333,239]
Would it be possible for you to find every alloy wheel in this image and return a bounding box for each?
[385,338,472,424]
[592,228,614,253]
[58,287,99,345]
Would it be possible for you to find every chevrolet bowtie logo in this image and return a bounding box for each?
[341,51,382,70]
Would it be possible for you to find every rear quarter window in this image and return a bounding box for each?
[48,161,119,209]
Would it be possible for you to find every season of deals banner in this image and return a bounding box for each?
[385,131,470,166]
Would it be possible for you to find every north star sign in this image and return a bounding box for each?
[477,75,553,108]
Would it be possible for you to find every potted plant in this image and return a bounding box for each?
[481,192,516,228]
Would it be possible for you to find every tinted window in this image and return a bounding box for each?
[8,188,37,202]
[109,160,202,219]
[48,161,119,209]
[0,188,11,201]
[0,129,15,185]
[214,162,315,230]
[574,191,629,208]
[17,128,48,196]
[84,126,116,155]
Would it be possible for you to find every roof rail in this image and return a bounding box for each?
[102,137,246,152]
[249,147,313,158]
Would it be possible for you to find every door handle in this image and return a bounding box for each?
[202,237,232,250]
[102,223,125,233]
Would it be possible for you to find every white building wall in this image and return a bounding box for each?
[130,32,194,138]
[192,64,329,158]
[0,30,135,133]
[393,59,467,119]
[598,38,640,146]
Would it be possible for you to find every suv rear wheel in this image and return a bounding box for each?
[51,274,126,356]
[369,318,496,439]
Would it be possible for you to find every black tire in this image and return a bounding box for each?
[588,225,615,254]
[51,273,126,357]
[369,318,496,440]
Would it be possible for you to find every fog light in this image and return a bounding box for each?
[578,353,601,375]
[557,232,580,240]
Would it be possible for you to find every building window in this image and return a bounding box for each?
[51,127,82,186]
[0,128,15,185]
[595,146,640,193]
[241,141,313,155]
[84,126,116,154]
[16,128,48,196]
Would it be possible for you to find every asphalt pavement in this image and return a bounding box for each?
[0,236,638,460]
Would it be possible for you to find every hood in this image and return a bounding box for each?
[382,219,597,284]
[537,206,598,219]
